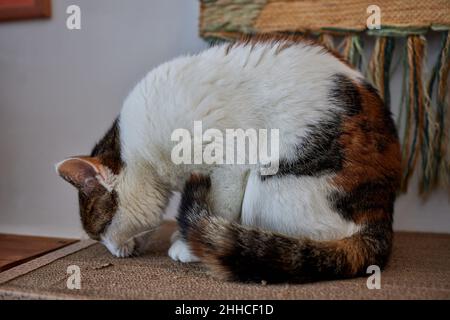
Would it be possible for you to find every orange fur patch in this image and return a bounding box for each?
[333,83,401,192]
[335,236,367,276]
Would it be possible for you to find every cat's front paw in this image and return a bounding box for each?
[102,238,136,258]
[168,239,200,263]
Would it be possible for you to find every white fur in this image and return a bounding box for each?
[168,237,200,263]
[103,41,363,259]
[242,172,360,240]
[97,167,118,192]
[100,164,170,256]
[167,230,200,262]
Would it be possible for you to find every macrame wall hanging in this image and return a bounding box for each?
[199,0,450,197]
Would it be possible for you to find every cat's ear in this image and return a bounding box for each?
[55,157,110,193]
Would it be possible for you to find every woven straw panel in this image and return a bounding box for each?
[200,0,450,38]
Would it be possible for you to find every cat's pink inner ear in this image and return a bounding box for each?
[55,157,106,191]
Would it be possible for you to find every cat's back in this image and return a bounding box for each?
[120,39,397,166]
[139,39,359,100]
[188,40,362,112]
[126,39,362,128]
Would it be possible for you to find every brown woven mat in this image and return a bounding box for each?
[255,0,450,32]
[1,221,449,300]
[200,0,450,38]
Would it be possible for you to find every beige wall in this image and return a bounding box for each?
[0,0,448,238]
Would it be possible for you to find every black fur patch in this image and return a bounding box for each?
[177,174,212,240]
[262,115,344,180]
[91,118,123,174]
[262,74,363,180]
[329,74,363,116]
[218,227,303,282]
[328,178,397,221]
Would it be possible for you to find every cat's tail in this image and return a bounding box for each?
[177,174,393,283]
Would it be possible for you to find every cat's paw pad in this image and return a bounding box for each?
[168,239,200,263]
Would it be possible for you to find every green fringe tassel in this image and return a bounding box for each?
[318,33,335,51]
[369,37,395,108]
[341,35,364,69]
[425,31,450,194]
[399,35,430,193]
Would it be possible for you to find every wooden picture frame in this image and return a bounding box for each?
[0,0,51,22]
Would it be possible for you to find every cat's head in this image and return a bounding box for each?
[55,122,167,257]
[56,155,166,257]
[55,156,117,237]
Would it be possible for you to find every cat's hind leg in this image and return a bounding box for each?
[168,173,212,263]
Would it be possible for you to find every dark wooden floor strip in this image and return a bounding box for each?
[0,234,78,272]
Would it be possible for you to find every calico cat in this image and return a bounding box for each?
[56,36,401,283]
